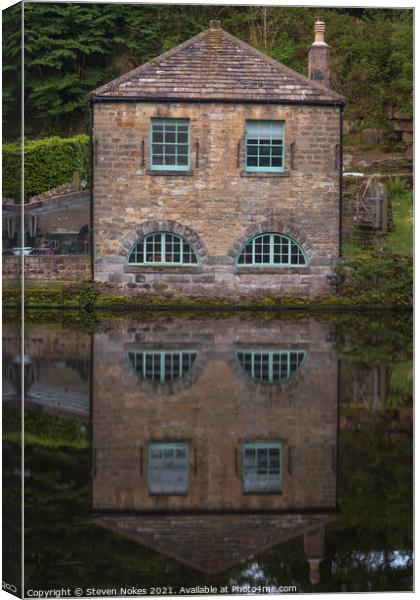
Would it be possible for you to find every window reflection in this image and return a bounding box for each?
[128,350,197,382]
[148,442,189,495]
[243,443,282,493]
[237,350,306,383]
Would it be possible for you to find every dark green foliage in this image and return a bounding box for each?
[2,134,88,201]
[2,5,413,139]
[4,408,88,448]
[337,252,413,308]
[2,3,22,141]
[78,281,99,311]
[75,286,99,335]
[335,312,412,364]
[23,3,126,136]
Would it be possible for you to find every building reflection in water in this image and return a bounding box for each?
[91,317,339,581]
[2,317,412,587]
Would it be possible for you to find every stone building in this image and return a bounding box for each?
[91,19,344,299]
[91,316,339,577]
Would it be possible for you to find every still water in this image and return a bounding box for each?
[3,312,413,594]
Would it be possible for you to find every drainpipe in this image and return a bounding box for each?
[88,98,94,280]
[339,105,344,257]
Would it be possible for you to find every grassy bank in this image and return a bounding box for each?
[2,281,412,311]
[338,182,412,308]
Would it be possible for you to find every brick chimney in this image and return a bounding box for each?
[308,18,330,87]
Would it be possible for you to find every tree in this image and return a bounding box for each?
[23,2,125,135]
[1,5,413,140]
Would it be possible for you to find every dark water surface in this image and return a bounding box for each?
[3,312,413,594]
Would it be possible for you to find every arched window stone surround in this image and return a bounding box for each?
[119,220,209,265]
[227,219,314,266]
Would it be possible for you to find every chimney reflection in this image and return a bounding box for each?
[91,316,340,576]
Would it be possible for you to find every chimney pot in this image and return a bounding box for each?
[314,19,326,44]
[308,18,330,87]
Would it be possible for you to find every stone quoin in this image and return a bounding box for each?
[90,19,344,299]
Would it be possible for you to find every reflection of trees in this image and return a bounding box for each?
[326,420,412,592]
[338,312,412,413]
[335,313,412,365]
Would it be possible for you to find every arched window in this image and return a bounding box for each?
[237,233,307,266]
[237,350,306,384]
[128,350,197,382]
[127,232,198,265]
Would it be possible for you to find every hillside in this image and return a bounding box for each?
[2,5,413,143]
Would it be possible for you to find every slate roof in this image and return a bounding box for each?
[92,26,344,104]
[94,512,338,574]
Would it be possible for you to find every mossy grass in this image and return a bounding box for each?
[3,285,411,311]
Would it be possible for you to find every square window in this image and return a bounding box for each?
[151,119,190,170]
[245,120,284,172]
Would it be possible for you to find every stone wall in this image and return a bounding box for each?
[2,255,91,282]
[93,101,341,299]
[92,316,338,513]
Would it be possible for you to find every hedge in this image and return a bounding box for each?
[2,134,89,201]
